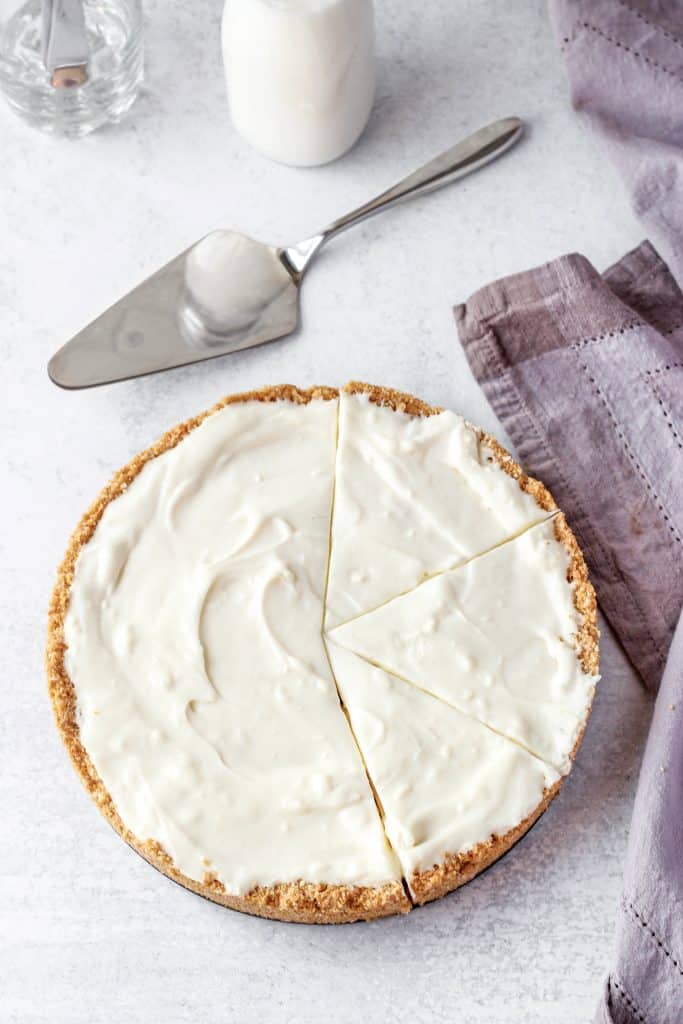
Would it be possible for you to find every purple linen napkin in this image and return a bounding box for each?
[549,0,683,283]
[456,241,683,692]
[455,241,683,1023]
[600,611,683,1024]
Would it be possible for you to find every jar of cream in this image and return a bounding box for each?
[221,0,375,167]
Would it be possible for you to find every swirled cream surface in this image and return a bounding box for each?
[327,644,560,887]
[325,392,551,628]
[64,397,400,894]
[329,518,598,773]
[63,387,598,898]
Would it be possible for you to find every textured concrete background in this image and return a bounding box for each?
[1,1,651,1021]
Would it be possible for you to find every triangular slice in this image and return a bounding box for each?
[324,384,555,628]
[327,643,561,904]
[328,516,599,773]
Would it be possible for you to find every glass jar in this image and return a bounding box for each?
[222,0,375,167]
[0,0,143,137]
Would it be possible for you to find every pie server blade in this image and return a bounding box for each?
[47,117,524,389]
[47,248,301,389]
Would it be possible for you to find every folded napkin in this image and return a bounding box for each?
[455,240,683,1023]
[550,0,683,283]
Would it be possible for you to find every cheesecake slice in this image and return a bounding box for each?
[328,516,599,773]
[326,643,561,904]
[324,382,556,628]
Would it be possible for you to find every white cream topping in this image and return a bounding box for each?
[327,644,560,887]
[63,390,597,898]
[328,517,598,774]
[184,231,295,335]
[325,392,550,629]
[64,397,400,895]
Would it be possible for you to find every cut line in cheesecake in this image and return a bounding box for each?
[325,509,562,633]
[319,632,413,903]
[327,515,599,774]
[324,382,559,630]
[312,399,411,900]
[325,643,563,904]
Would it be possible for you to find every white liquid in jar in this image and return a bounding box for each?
[221,0,375,167]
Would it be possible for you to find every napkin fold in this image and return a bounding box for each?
[549,0,683,283]
[452,2,683,1019]
[456,241,683,692]
[454,240,683,1023]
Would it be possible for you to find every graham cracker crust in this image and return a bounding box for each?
[408,778,564,904]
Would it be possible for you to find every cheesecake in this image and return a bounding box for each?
[47,383,599,922]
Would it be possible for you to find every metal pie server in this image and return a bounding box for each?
[48,117,524,389]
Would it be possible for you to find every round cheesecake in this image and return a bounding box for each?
[47,383,599,923]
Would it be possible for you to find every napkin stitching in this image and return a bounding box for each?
[615,0,683,51]
[646,361,683,375]
[571,322,644,352]
[575,22,683,84]
[610,977,648,1023]
[577,361,682,545]
[500,365,667,667]
[497,366,590,522]
[646,378,683,451]
[482,325,509,378]
[623,901,683,978]
[499,366,567,479]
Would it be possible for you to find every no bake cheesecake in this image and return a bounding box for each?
[47,383,599,922]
